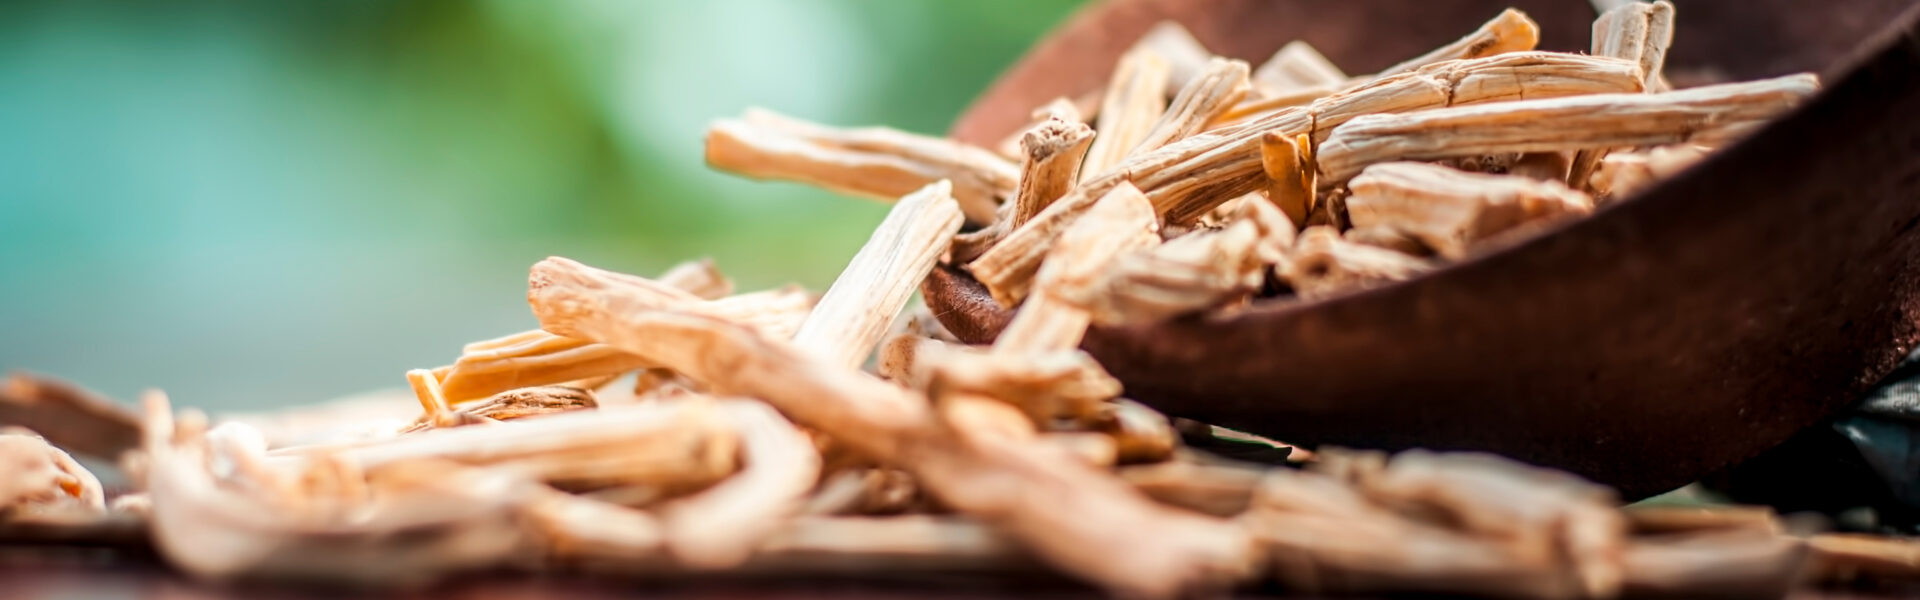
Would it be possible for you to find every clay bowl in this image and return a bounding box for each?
[926,0,1920,498]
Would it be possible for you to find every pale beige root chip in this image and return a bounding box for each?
[1083,219,1265,326]
[1130,57,1250,159]
[970,53,1643,295]
[953,118,1094,264]
[1804,534,1920,585]
[660,399,821,569]
[1246,480,1594,599]
[1316,73,1819,186]
[1261,131,1315,227]
[803,468,923,516]
[400,386,597,434]
[1508,152,1574,183]
[677,180,959,565]
[1135,21,1215,98]
[1081,47,1171,180]
[1011,119,1096,230]
[520,485,670,563]
[1623,504,1782,535]
[276,399,740,494]
[920,345,1121,425]
[1344,226,1433,257]
[995,182,1161,352]
[541,513,1035,578]
[1242,451,1628,599]
[1345,162,1593,260]
[1621,530,1806,598]
[1593,0,1675,92]
[795,180,964,369]
[1120,460,1265,517]
[0,372,142,460]
[704,108,1015,224]
[656,258,735,300]
[1238,192,1299,264]
[0,431,105,517]
[1088,399,1179,464]
[1336,450,1627,597]
[995,96,1086,159]
[140,392,527,585]
[1212,84,1340,129]
[1283,227,1432,300]
[1251,41,1347,96]
[876,332,983,390]
[526,263,1257,599]
[1038,432,1120,467]
[435,285,812,404]
[1374,8,1541,78]
[1589,144,1710,202]
[1571,0,1678,188]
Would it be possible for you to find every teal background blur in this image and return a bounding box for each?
[0,1,1085,412]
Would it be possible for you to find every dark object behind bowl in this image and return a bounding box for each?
[928,0,1920,498]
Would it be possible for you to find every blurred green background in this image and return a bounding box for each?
[0,0,1085,412]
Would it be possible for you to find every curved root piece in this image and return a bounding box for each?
[0,430,105,518]
[661,400,822,569]
[140,391,526,585]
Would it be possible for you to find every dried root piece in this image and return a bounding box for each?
[400,386,597,434]
[1571,0,1678,188]
[656,258,735,300]
[1283,227,1433,300]
[1252,41,1348,96]
[1135,21,1215,97]
[1509,152,1575,183]
[805,469,923,516]
[528,260,1256,599]
[705,108,1016,224]
[1039,432,1121,467]
[922,346,1121,424]
[1593,0,1675,92]
[279,399,741,494]
[970,53,1642,292]
[1342,450,1627,596]
[1805,534,1920,585]
[0,372,142,460]
[1624,504,1782,535]
[1317,74,1819,186]
[1010,120,1096,229]
[952,118,1094,264]
[796,181,964,369]
[0,431,105,518]
[1213,84,1341,129]
[663,182,957,567]
[1244,450,1627,599]
[1261,131,1315,227]
[994,96,1087,159]
[141,391,528,585]
[1589,144,1710,202]
[995,183,1161,352]
[435,283,812,403]
[1622,530,1805,598]
[1120,461,1265,517]
[1375,8,1541,77]
[1089,399,1179,464]
[1130,58,1250,159]
[1344,226,1433,256]
[1083,218,1265,326]
[1346,162,1593,259]
[660,399,821,569]
[1081,47,1171,179]
[1239,192,1300,264]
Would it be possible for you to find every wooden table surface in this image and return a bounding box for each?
[7,545,1919,600]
